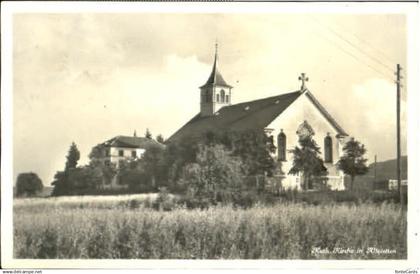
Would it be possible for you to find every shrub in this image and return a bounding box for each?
[232,190,256,209]
[152,187,176,211]
[177,145,245,208]
[143,197,152,209]
[368,190,400,204]
[177,194,211,210]
[280,187,299,202]
[16,172,43,197]
[332,190,359,203]
[129,199,141,210]
[119,165,156,193]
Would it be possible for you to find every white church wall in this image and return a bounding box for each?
[266,91,346,190]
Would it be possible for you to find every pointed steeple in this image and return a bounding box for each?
[199,42,233,117]
[200,42,232,88]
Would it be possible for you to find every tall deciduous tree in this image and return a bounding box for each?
[16,172,43,197]
[164,136,200,188]
[177,144,244,208]
[142,144,166,188]
[288,136,327,190]
[337,138,369,191]
[202,129,276,177]
[88,145,118,188]
[118,160,152,193]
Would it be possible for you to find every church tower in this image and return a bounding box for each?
[199,43,233,117]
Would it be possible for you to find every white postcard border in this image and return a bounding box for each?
[1,1,419,270]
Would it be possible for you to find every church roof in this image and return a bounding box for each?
[102,136,163,149]
[168,91,301,142]
[200,46,232,89]
[168,90,348,142]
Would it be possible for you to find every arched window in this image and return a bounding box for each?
[221,89,225,103]
[216,94,220,102]
[277,130,286,161]
[324,134,333,163]
[226,95,229,103]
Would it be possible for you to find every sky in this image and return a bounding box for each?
[12,13,407,185]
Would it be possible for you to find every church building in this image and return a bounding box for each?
[168,45,350,191]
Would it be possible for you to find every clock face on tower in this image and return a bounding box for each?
[296,120,315,139]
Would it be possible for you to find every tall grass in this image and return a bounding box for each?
[13,193,165,213]
[14,196,406,259]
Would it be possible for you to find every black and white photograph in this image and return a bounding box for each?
[1,1,419,271]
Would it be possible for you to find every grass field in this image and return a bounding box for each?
[14,194,407,259]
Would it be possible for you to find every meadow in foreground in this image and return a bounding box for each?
[14,195,406,259]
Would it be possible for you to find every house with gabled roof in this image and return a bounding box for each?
[168,45,350,191]
[93,133,163,167]
[90,133,164,189]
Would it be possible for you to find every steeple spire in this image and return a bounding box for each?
[199,42,233,117]
[200,42,232,89]
[215,39,218,62]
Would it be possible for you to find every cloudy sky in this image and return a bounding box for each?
[12,13,406,185]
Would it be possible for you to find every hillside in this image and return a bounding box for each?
[366,156,407,181]
[354,156,407,186]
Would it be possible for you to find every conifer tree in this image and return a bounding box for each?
[65,142,80,170]
[288,136,327,190]
[145,128,152,139]
[52,142,80,196]
[156,134,164,144]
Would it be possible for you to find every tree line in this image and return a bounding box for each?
[16,129,369,202]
